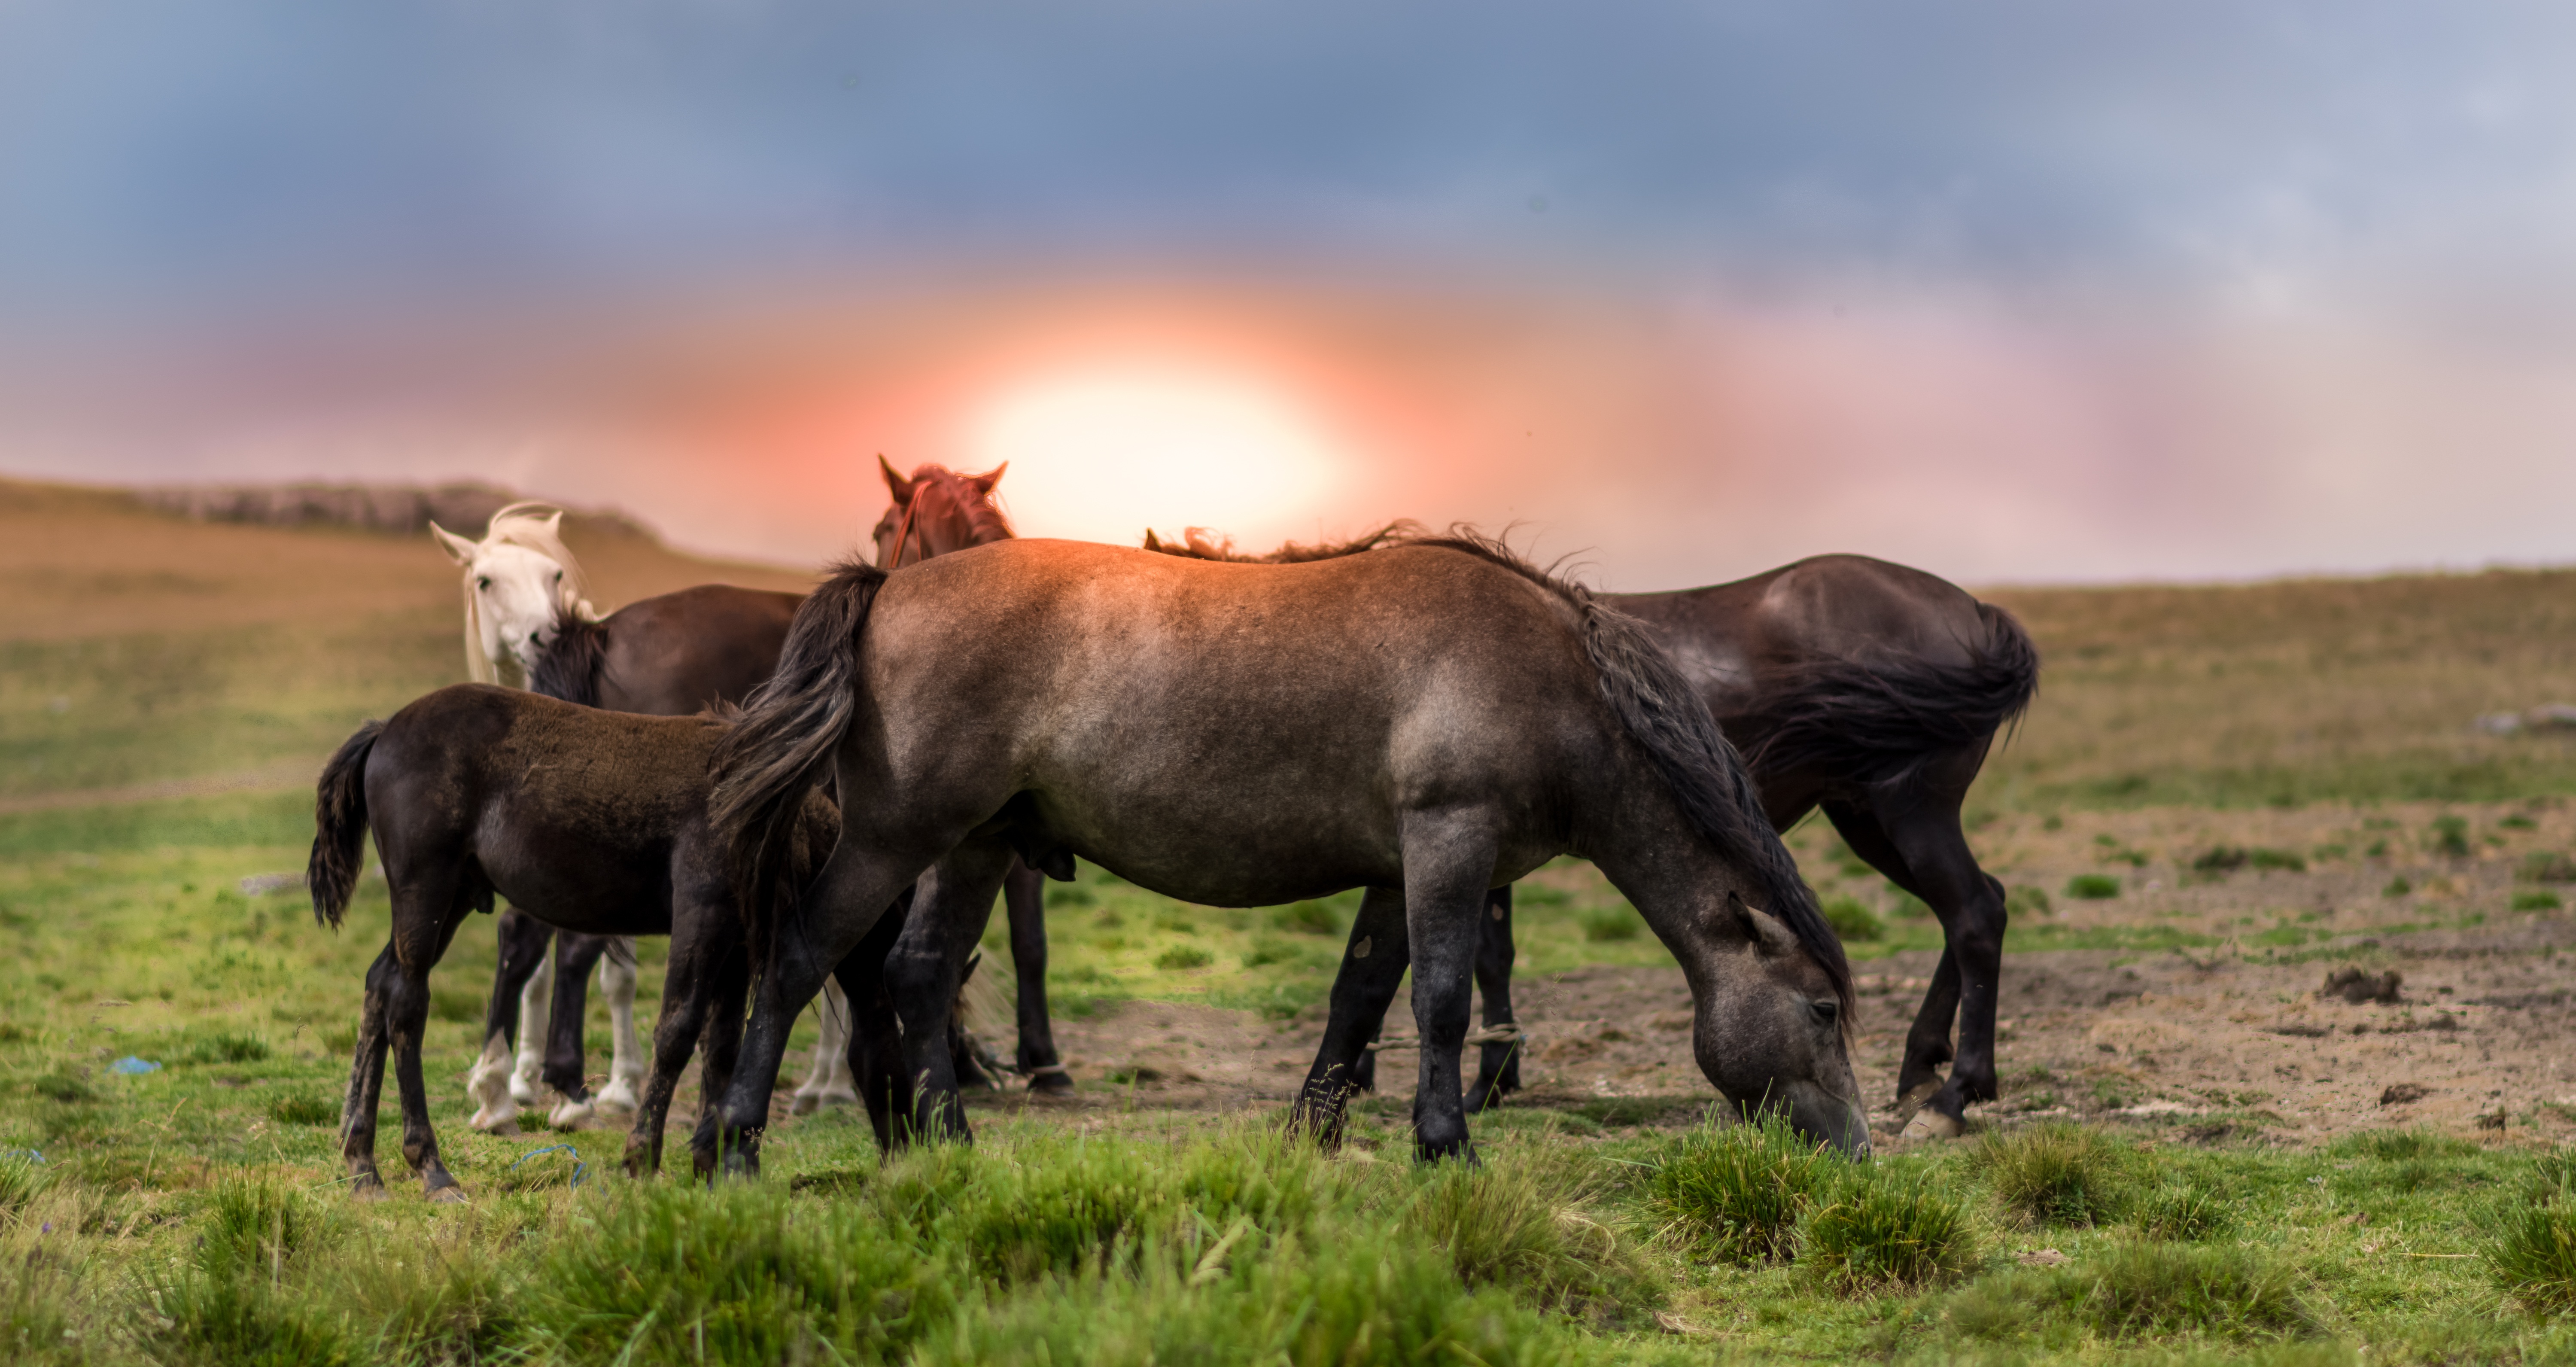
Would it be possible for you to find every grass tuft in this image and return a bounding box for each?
[2519,850,2576,884]
[1819,895,1886,942]
[1151,944,1212,971]
[2129,1179,2234,1241]
[182,1032,270,1066]
[2065,874,2121,900]
[1399,1158,1659,1320]
[1971,1122,2132,1227]
[1797,1164,1977,1294]
[1642,1112,1841,1264]
[1577,905,1641,943]
[197,1177,319,1277]
[266,1092,335,1127]
[1948,1241,2317,1342]
[2492,1186,2576,1316]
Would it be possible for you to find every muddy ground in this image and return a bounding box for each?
[952,802,2576,1149]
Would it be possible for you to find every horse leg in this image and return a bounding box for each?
[1001,859,1072,1093]
[1398,813,1498,1163]
[468,909,550,1134]
[831,889,917,1155]
[791,980,859,1115]
[508,927,555,1107]
[594,937,645,1113]
[341,943,399,1199]
[1292,887,1411,1148]
[1465,885,1522,1112]
[885,842,1014,1145]
[543,932,611,1130]
[703,842,931,1178]
[628,910,730,1178]
[387,880,476,1202]
[690,944,753,1174]
[1825,776,2007,1136]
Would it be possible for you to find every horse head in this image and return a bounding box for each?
[1686,891,1870,1157]
[431,502,596,685]
[872,457,1014,568]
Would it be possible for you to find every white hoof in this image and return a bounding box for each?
[548,1098,597,1131]
[1901,1109,1967,1141]
[509,1073,544,1107]
[467,1103,523,1136]
[594,1076,642,1113]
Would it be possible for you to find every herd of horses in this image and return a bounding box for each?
[311,460,2037,1199]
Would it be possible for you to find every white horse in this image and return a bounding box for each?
[432,502,646,1130]
[431,502,861,1126]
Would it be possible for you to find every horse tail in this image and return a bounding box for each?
[1741,600,2041,791]
[709,559,887,954]
[528,609,608,708]
[307,719,384,929]
[1412,532,1852,1014]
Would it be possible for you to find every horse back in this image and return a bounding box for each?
[365,685,722,930]
[596,585,806,716]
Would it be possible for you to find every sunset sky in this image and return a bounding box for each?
[4,3,2574,588]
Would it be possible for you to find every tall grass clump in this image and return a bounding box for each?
[517,1180,953,1365]
[1971,1122,2133,1227]
[1642,1111,1841,1263]
[2129,1179,2234,1241]
[197,1177,321,1278]
[1946,1242,2316,1343]
[140,1266,361,1367]
[914,1232,1563,1367]
[2492,1147,2576,1315]
[1399,1157,1659,1320]
[0,1151,49,1217]
[0,1242,87,1366]
[1797,1165,1978,1294]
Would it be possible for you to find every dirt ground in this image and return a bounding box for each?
[954,802,2576,1150]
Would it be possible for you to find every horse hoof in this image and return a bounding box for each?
[351,1180,390,1203]
[788,1092,821,1116]
[467,1109,523,1137]
[508,1079,543,1107]
[1027,1073,1075,1096]
[1901,1109,1966,1141]
[595,1080,641,1113]
[549,1100,596,1130]
[426,1184,469,1204]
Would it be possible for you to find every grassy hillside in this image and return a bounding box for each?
[0,479,817,806]
[1978,568,2576,812]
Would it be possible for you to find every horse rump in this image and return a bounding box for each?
[307,719,385,929]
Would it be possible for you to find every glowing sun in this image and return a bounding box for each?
[968,371,1345,546]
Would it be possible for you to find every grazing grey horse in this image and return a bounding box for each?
[704,534,1865,1174]
[1149,536,2038,1138]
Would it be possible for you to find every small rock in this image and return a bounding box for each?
[2478,1110,2509,1132]
[2017,1248,2071,1267]
[2322,968,2403,1005]
[2529,704,2576,731]
[2379,1083,2429,1106]
[2476,713,2525,737]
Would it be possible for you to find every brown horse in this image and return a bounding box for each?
[706,534,1864,1173]
[308,686,839,1198]
[1150,535,2036,1136]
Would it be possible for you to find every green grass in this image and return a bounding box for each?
[1971,1121,2134,1227]
[2066,872,2123,900]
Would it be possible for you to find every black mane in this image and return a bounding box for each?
[528,609,608,708]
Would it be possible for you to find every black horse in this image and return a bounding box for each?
[309,686,841,1198]
[1146,538,2037,1136]
[705,533,1865,1174]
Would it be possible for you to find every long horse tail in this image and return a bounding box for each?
[307,719,384,929]
[528,609,608,708]
[1742,600,2041,791]
[709,559,888,954]
[1414,532,1854,1014]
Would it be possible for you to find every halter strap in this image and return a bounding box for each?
[884,492,924,571]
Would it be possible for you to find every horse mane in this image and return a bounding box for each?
[1140,521,1420,564]
[1406,528,1854,1013]
[526,609,609,708]
[459,501,604,687]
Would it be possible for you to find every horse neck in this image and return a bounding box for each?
[1573,755,1766,987]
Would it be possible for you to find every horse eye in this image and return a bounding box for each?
[554,571,562,582]
[476,577,490,591]
[1811,1000,1840,1028]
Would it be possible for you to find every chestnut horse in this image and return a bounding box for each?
[704,534,1865,1173]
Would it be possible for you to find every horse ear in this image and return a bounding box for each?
[1143,529,1166,552]
[430,522,478,565]
[878,453,914,503]
[967,462,1007,495]
[541,510,565,536]
[1722,891,1801,956]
